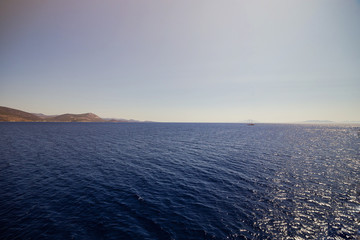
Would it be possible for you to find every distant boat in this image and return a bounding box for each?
[247,120,255,126]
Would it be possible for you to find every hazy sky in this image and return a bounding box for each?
[1,0,359,122]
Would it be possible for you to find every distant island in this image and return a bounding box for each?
[302,120,335,123]
[301,120,360,124]
[0,106,142,123]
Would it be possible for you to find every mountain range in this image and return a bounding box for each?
[0,106,140,122]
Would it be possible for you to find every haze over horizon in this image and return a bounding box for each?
[1,0,359,123]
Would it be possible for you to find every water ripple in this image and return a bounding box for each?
[0,123,359,239]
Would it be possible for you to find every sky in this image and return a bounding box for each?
[0,0,359,122]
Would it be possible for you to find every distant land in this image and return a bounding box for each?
[301,120,360,124]
[302,120,335,123]
[0,106,142,123]
[1,106,359,123]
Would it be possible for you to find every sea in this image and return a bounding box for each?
[0,123,359,240]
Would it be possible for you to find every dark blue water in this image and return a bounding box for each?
[0,123,359,239]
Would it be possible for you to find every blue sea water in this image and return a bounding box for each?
[0,123,359,240]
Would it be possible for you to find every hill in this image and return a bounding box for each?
[0,106,43,122]
[48,113,103,122]
[0,106,139,122]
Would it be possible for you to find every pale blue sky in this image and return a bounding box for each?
[1,0,359,122]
